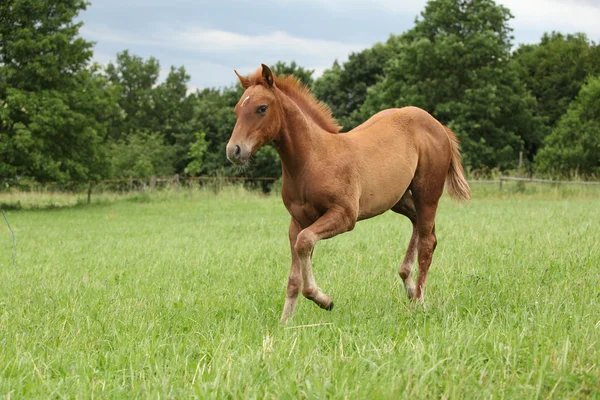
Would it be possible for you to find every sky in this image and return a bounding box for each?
[79,0,600,91]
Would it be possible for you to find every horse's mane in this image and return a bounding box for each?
[248,69,341,134]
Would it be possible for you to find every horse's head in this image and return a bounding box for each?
[226,64,282,165]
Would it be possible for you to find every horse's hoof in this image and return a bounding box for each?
[324,301,334,311]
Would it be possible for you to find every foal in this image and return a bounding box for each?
[227,65,470,324]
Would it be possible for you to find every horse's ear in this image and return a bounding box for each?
[261,64,274,87]
[234,70,251,89]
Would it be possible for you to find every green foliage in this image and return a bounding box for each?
[104,51,199,175]
[104,51,161,139]
[184,132,208,176]
[0,0,114,182]
[312,43,391,130]
[535,76,600,176]
[271,61,314,86]
[194,87,240,176]
[248,145,281,190]
[359,0,543,170]
[0,0,92,92]
[109,131,175,178]
[153,66,198,172]
[513,32,600,128]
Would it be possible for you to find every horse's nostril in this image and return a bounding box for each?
[234,145,241,158]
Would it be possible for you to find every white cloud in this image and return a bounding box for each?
[83,23,366,60]
[171,28,365,59]
[312,66,328,78]
[82,23,368,88]
[81,0,600,89]
[274,0,425,14]
[89,50,115,66]
[498,0,600,42]
[273,0,600,43]
[81,25,159,47]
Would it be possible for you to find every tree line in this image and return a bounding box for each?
[1,0,599,188]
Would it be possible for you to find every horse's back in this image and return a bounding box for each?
[349,108,404,134]
[350,106,452,164]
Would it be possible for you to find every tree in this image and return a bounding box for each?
[184,132,208,176]
[193,87,240,176]
[535,76,600,176]
[513,32,600,129]
[271,61,314,87]
[104,51,161,140]
[313,43,391,130]
[110,131,175,178]
[104,52,199,175]
[0,0,115,182]
[153,66,198,172]
[359,0,543,170]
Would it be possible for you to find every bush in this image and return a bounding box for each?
[536,76,600,177]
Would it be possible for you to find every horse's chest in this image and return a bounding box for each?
[282,188,325,228]
[281,199,320,227]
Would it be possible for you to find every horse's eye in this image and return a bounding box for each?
[257,105,268,115]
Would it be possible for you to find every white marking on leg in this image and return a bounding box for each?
[241,95,251,107]
[299,253,332,309]
[400,227,419,299]
[281,296,299,325]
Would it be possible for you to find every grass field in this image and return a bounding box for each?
[1,186,599,398]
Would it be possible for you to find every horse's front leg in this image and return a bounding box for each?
[295,208,357,311]
[280,218,302,325]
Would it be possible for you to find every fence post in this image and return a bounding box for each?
[87,181,92,204]
[518,151,523,171]
[499,176,503,191]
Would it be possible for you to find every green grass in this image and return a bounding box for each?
[1,187,599,398]
[0,188,157,210]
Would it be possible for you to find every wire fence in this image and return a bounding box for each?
[499,176,600,190]
[2,175,599,204]
[2,176,280,204]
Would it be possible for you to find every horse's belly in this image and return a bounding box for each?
[357,185,406,220]
[357,156,416,220]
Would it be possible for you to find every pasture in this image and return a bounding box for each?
[1,186,599,398]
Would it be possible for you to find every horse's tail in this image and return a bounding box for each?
[443,126,471,202]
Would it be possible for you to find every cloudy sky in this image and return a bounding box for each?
[79,0,600,90]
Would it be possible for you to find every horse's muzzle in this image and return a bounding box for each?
[226,143,250,164]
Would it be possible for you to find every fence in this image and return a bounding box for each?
[3,175,599,204]
[498,176,600,190]
[2,176,280,204]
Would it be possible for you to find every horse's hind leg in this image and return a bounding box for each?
[414,201,438,300]
[411,179,444,300]
[392,191,418,299]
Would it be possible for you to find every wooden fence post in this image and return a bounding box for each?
[518,151,523,171]
[87,181,92,204]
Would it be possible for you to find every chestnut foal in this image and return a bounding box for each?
[226,65,470,325]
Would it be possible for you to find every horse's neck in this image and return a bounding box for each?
[275,93,325,177]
